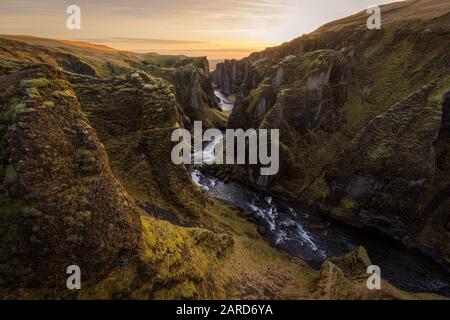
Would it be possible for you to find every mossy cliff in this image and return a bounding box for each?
[67,71,207,222]
[0,64,142,291]
[212,0,450,266]
[0,63,230,298]
[141,59,220,128]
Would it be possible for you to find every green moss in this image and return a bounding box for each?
[43,100,55,108]
[340,199,358,211]
[141,54,197,68]
[77,265,138,300]
[20,78,50,89]
[78,211,92,219]
[117,87,136,94]
[141,217,157,264]
[0,194,28,284]
[204,107,228,129]
[1,102,31,123]
[3,165,17,186]
[130,72,142,81]
[191,228,234,257]
[51,90,76,99]
[143,83,159,91]
[154,280,198,299]
[24,87,41,100]
[312,176,330,201]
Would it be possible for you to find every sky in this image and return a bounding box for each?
[0,0,402,59]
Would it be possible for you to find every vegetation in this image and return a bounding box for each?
[20,78,50,89]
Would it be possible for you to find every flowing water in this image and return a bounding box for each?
[191,91,450,296]
[214,89,234,111]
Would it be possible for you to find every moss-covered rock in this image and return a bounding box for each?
[0,64,142,292]
[311,246,427,300]
[324,84,441,233]
[68,70,207,222]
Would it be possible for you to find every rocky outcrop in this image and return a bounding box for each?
[312,247,374,299]
[55,52,98,77]
[68,70,207,221]
[324,85,441,234]
[0,38,236,299]
[223,50,349,189]
[151,61,219,126]
[311,246,440,300]
[212,59,247,96]
[0,64,142,289]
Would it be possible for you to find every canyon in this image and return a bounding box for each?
[0,0,449,300]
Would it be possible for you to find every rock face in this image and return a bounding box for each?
[325,85,441,235]
[142,58,220,127]
[68,70,206,221]
[313,247,373,299]
[0,64,142,288]
[311,246,431,300]
[212,59,249,96]
[221,50,350,189]
[213,0,450,266]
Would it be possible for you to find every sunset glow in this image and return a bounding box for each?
[0,0,401,59]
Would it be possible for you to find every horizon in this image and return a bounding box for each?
[0,0,402,60]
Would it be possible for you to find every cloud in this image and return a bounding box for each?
[0,0,403,58]
[155,48,260,53]
[76,37,210,45]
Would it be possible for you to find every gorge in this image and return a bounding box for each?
[193,94,450,296]
[0,0,449,300]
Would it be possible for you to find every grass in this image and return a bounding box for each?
[76,198,316,299]
[204,107,228,129]
[3,165,17,186]
[341,199,358,211]
[20,78,50,88]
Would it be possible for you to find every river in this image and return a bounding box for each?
[191,90,450,296]
[214,89,234,111]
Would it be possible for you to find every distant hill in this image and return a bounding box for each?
[0,34,118,52]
